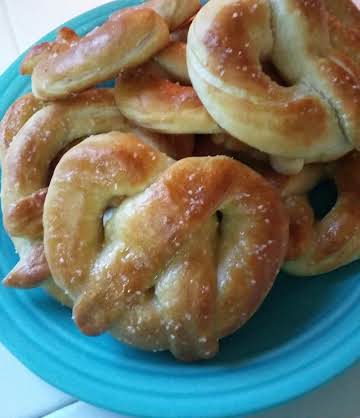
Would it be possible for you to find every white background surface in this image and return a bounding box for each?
[1,1,360,417]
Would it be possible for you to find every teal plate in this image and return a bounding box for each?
[1,1,360,417]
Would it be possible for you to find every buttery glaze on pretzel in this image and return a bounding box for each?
[187,0,360,162]
[29,0,200,99]
[115,43,221,134]
[43,132,288,361]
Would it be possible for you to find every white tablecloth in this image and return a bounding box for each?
[1,1,360,417]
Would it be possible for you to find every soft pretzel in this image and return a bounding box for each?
[260,152,360,275]
[43,132,288,361]
[1,89,128,289]
[187,0,359,162]
[115,45,221,134]
[282,153,360,275]
[29,0,200,99]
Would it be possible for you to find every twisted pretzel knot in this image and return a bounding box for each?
[187,0,359,163]
[43,132,288,361]
[28,0,200,99]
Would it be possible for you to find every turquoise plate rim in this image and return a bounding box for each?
[1,1,360,417]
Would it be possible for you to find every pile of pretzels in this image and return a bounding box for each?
[1,0,359,361]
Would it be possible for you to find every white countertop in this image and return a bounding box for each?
[1,1,360,417]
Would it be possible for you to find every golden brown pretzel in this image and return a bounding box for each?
[187,0,359,162]
[1,89,127,289]
[282,152,360,275]
[259,152,360,275]
[30,0,200,99]
[115,44,221,134]
[43,132,288,361]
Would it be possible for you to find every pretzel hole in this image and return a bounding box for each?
[261,60,292,87]
[308,179,338,220]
